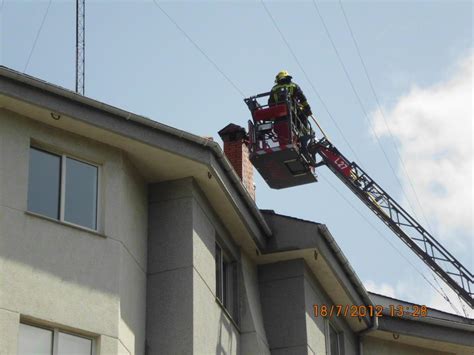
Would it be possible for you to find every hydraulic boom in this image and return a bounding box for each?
[308,138,473,308]
[244,91,473,308]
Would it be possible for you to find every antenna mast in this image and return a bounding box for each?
[76,0,85,95]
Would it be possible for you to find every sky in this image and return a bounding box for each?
[2,0,472,316]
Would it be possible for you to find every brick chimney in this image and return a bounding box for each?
[218,123,255,200]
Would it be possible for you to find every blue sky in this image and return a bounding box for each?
[2,0,472,315]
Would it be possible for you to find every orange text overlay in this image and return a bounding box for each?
[313,304,428,318]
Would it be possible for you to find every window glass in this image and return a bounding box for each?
[329,324,339,355]
[57,332,92,355]
[230,260,238,320]
[64,157,98,229]
[215,242,238,321]
[215,244,223,300]
[18,323,53,355]
[28,148,61,219]
[223,259,229,307]
[223,257,235,315]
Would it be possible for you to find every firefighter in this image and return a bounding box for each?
[269,70,314,160]
[268,70,313,127]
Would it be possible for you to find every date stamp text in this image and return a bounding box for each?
[313,304,428,318]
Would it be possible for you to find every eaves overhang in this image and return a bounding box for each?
[364,293,474,353]
[369,292,474,332]
[257,210,374,331]
[0,66,271,251]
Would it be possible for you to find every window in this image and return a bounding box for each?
[328,323,341,355]
[18,323,93,355]
[215,242,238,322]
[28,147,98,230]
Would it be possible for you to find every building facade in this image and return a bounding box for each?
[0,67,472,355]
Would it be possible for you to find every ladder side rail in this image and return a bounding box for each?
[253,91,272,99]
[325,161,474,307]
[350,161,472,280]
[318,146,473,307]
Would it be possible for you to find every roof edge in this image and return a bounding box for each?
[0,65,272,239]
[259,210,374,329]
[368,292,474,329]
[317,224,374,308]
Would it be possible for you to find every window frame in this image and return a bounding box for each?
[215,241,239,325]
[326,321,343,355]
[19,322,95,355]
[28,146,101,232]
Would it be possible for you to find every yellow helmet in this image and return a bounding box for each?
[275,70,292,83]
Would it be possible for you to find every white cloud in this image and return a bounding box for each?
[405,279,472,318]
[371,51,473,250]
[367,53,473,316]
[364,278,472,318]
[428,284,472,317]
[364,280,396,298]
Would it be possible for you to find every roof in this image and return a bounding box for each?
[0,65,272,250]
[260,210,474,337]
[369,292,474,329]
[259,209,374,331]
[260,209,323,226]
[367,292,474,351]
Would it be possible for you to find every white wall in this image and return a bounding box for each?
[0,111,147,354]
[303,268,358,355]
[147,178,270,355]
[363,337,454,355]
[192,194,240,355]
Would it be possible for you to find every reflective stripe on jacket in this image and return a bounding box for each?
[268,82,311,112]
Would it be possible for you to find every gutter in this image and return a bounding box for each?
[368,292,474,331]
[319,224,379,354]
[211,150,273,238]
[318,225,373,312]
[0,66,272,239]
[126,116,273,239]
[357,314,378,355]
[318,223,380,353]
[358,314,379,337]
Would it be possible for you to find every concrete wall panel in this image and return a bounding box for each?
[98,335,130,355]
[303,278,327,355]
[258,259,359,355]
[0,309,19,355]
[146,267,193,354]
[240,331,271,355]
[0,112,148,354]
[270,345,310,355]
[258,260,307,350]
[148,184,193,274]
[147,179,252,354]
[119,246,147,355]
[240,253,270,354]
[192,199,217,294]
[0,205,120,336]
[363,337,453,355]
[117,156,148,271]
[193,268,239,355]
[303,267,358,355]
[0,111,29,211]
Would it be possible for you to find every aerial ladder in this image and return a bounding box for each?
[244,90,473,308]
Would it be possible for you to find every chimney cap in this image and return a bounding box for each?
[218,123,247,142]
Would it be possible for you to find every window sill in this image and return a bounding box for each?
[25,211,107,239]
[215,297,240,332]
